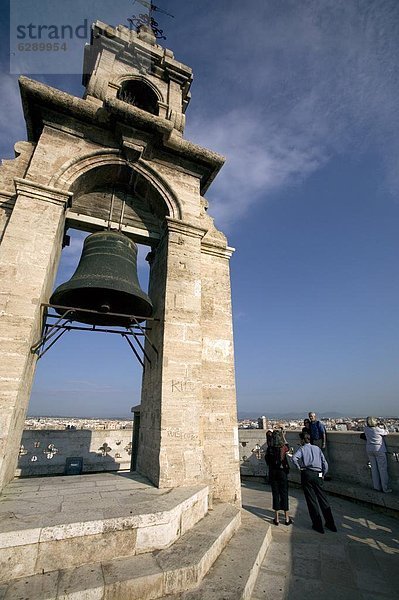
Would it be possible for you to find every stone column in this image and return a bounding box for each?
[0,178,71,491]
[200,242,241,505]
[138,218,207,489]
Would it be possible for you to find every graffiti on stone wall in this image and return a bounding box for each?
[166,427,199,441]
[171,380,197,393]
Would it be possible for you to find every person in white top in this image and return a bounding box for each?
[363,416,392,493]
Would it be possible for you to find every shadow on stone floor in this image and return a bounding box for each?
[242,480,399,600]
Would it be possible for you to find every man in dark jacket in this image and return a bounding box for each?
[309,411,331,480]
[308,412,326,448]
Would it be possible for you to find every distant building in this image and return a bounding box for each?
[334,423,348,431]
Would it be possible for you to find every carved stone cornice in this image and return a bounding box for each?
[165,217,207,241]
[18,77,224,194]
[14,178,72,208]
[201,242,235,260]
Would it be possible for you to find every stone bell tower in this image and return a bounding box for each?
[0,22,241,504]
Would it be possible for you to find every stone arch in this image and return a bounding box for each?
[113,75,164,106]
[49,150,182,224]
[117,79,160,115]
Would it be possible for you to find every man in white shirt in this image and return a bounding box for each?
[363,416,392,493]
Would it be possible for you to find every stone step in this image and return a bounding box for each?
[0,473,209,582]
[2,502,241,600]
[159,509,272,600]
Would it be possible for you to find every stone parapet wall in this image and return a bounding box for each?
[16,429,132,477]
[16,428,399,494]
[239,429,399,493]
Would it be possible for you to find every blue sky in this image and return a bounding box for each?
[1,1,399,417]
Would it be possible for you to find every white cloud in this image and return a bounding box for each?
[2,1,398,234]
[185,0,399,230]
[187,107,330,229]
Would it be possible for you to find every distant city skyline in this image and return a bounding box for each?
[25,410,399,421]
[1,1,399,417]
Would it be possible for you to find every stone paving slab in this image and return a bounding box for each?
[0,473,206,538]
[244,481,399,600]
[1,472,152,497]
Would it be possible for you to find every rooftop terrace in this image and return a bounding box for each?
[244,481,398,600]
[1,473,397,598]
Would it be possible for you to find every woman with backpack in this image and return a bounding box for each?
[265,428,293,526]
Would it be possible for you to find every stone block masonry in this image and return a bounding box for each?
[0,180,71,490]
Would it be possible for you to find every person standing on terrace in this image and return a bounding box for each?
[292,432,337,534]
[363,417,392,493]
[308,412,326,448]
[309,411,331,481]
[265,428,293,526]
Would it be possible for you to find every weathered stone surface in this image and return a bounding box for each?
[0,543,38,582]
[157,503,241,595]
[36,528,138,573]
[57,563,104,600]
[0,181,71,491]
[102,553,163,600]
[4,571,58,600]
[167,510,272,600]
[0,141,34,197]
[245,482,399,600]
[135,512,181,554]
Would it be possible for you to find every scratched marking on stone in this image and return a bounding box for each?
[171,379,197,393]
[166,428,198,441]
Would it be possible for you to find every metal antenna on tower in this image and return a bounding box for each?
[128,0,174,40]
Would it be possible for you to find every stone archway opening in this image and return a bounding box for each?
[67,162,169,240]
[24,161,172,478]
[25,226,153,473]
[117,79,159,115]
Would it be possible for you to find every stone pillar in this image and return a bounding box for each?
[200,242,241,505]
[130,404,141,472]
[0,179,71,490]
[138,218,207,489]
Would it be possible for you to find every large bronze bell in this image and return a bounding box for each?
[50,231,153,326]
